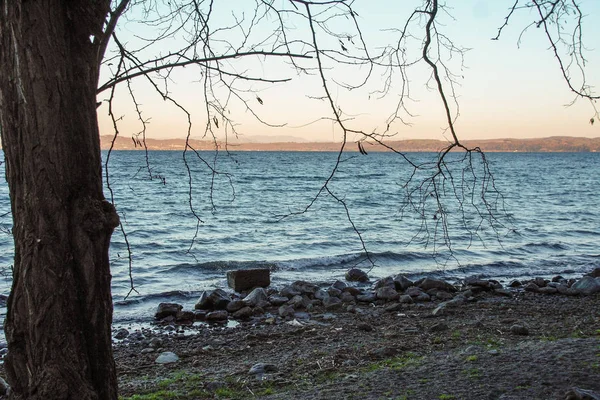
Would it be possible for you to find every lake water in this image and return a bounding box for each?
[0,151,598,324]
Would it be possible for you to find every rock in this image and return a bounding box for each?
[490,281,503,290]
[280,285,302,299]
[227,268,270,292]
[141,348,155,354]
[288,294,310,309]
[356,293,377,303]
[571,276,600,295]
[538,286,558,295]
[533,277,547,287]
[429,322,449,332]
[314,289,329,301]
[432,295,465,316]
[418,278,456,292]
[205,310,228,321]
[435,290,454,301]
[248,363,277,375]
[114,328,129,340]
[588,268,600,278]
[175,310,195,323]
[291,281,319,295]
[374,276,395,289]
[195,289,231,310]
[343,286,362,296]
[510,324,529,336]
[332,280,348,290]
[194,310,208,320]
[494,289,512,297]
[376,286,400,301]
[524,282,540,293]
[150,337,163,348]
[406,287,425,298]
[509,280,522,288]
[278,305,295,318]
[464,276,490,289]
[345,268,369,283]
[556,284,571,295]
[340,292,356,303]
[155,351,179,364]
[357,322,373,332]
[384,303,403,312]
[243,287,269,307]
[155,302,183,319]
[327,287,342,297]
[393,274,414,291]
[565,387,600,400]
[323,296,343,310]
[399,294,414,304]
[552,275,565,282]
[205,381,225,392]
[415,293,431,302]
[268,295,289,306]
[233,306,253,319]
[0,376,9,395]
[226,299,245,312]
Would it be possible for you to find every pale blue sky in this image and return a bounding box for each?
[98,0,600,142]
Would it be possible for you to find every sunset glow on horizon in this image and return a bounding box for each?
[97,0,600,143]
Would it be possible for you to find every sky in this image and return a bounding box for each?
[97,0,600,142]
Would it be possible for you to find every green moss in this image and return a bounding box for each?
[438,394,456,399]
[465,355,478,362]
[463,367,481,379]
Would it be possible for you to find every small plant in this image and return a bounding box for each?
[463,367,481,379]
[439,394,456,399]
[465,355,478,362]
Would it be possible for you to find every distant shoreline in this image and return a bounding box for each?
[100,135,600,153]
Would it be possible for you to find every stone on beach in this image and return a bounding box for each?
[242,287,269,307]
[227,268,270,292]
[345,268,369,283]
[155,302,183,320]
[570,276,600,295]
[195,289,231,310]
[155,351,179,364]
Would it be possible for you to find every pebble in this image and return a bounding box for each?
[510,324,529,336]
[114,328,129,340]
[357,322,373,332]
[248,363,277,375]
[429,322,449,332]
[155,351,179,364]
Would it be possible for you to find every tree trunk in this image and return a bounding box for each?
[0,2,118,399]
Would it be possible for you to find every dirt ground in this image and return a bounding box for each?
[113,290,600,400]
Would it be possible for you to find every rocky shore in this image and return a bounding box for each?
[2,268,600,399]
[114,268,600,399]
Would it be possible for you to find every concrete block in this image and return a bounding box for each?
[227,269,270,292]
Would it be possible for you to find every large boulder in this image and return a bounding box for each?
[417,278,456,292]
[393,275,414,291]
[345,268,369,283]
[155,302,183,319]
[291,281,319,295]
[571,276,600,295]
[242,287,269,307]
[195,289,231,310]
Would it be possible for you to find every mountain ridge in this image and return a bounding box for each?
[100,135,600,152]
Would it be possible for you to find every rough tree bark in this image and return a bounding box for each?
[0,2,118,399]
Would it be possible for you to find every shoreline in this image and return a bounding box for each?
[114,269,600,399]
[1,270,599,399]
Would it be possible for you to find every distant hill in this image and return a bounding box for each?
[100,135,600,152]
